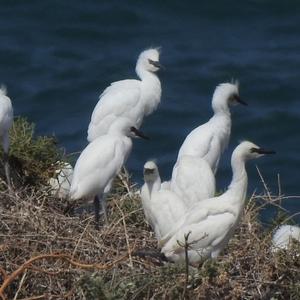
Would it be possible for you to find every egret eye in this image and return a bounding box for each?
[250,147,259,153]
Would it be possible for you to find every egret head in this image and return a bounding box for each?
[143,160,160,182]
[212,81,247,113]
[136,48,163,74]
[233,141,275,161]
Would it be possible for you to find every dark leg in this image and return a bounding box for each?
[101,194,109,224]
[94,195,100,230]
[3,152,11,190]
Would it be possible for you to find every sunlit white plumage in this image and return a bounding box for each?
[177,82,246,174]
[140,160,187,241]
[272,225,300,252]
[70,118,148,228]
[170,155,216,208]
[161,141,275,265]
[0,86,13,188]
[87,48,162,142]
[49,161,74,198]
[140,161,162,226]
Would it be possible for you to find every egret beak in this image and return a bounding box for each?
[252,148,276,155]
[130,127,150,140]
[148,59,165,70]
[234,95,248,106]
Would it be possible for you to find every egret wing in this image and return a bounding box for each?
[177,122,214,160]
[70,136,126,198]
[162,212,235,256]
[87,79,142,141]
[149,189,187,239]
[170,156,215,207]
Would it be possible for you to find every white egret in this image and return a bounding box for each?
[161,141,275,266]
[272,225,300,252]
[149,189,187,242]
[177,82,247,174]
[170,155,216,208]
[49,161,74,198]
[0,86,13,189]
[70,118,149,228]
[140,161,161,226]
[87,48,162,142]
[140,160,187,241]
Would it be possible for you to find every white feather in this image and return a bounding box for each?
[170,155,216,208]
[272,225,300,252]
[177,82,241,174]
[161,141,273,265]
[49,162,74,199]
[87,48,162,142]
[0,86,13,153]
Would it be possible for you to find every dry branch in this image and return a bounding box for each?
[0,252,129,299]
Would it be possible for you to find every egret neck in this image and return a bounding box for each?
[225,148,248,214]
[136,68,161,117]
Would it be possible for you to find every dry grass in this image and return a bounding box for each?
[0,177,299,299]
[0,119,299,299]
[0,117,66,189]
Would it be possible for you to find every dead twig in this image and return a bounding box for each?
[0,252,129,299]
[113,198,133,268]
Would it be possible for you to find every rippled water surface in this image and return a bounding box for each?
[0,1,299,220]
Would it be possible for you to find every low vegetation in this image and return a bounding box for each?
[0,118,299,299]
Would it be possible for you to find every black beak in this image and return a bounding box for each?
[252,148,276,155]
[130,127,150,140]
[148,59,165,70]
[234,95,248,106]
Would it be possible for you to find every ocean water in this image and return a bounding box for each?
[0,1,299,221]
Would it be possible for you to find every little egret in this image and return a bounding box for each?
[49,161,74,198]
[161,141,275,266]
[177,82,247,174]
[141,161,187,241]
[272,225,300,252]
[70,118,149,229]
[140,161,162,226]
[87,48,162,142]
[0,86,13,189]
[170,155,216,208]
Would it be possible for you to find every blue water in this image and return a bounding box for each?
[0,1,299,221]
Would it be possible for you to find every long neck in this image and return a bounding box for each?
[211,90,230,116]
[136,65,161,115]
[226,153,248,207]
[136,63,160,87]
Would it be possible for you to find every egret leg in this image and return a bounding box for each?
[101,195,108,224]
[94,195,100,230]
[3,152,11,190]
